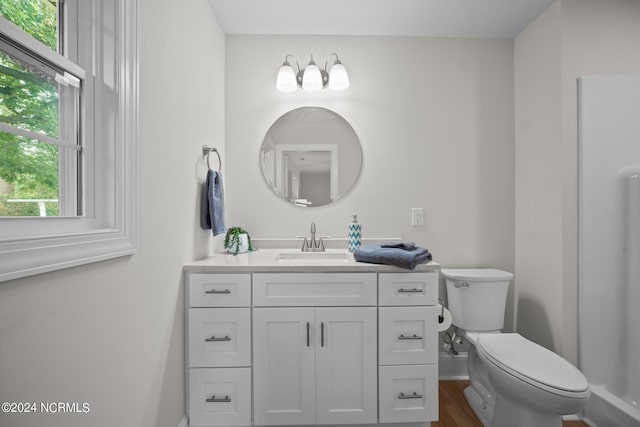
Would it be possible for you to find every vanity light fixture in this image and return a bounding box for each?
[276,53,350,92]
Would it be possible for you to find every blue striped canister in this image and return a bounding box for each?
[348,214,361,252]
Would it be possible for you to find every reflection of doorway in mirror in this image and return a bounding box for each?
[275,144,338,207]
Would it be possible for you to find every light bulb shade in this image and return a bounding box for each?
[276,63,297,92]
[329,62,349,91]
[302,63,323,92]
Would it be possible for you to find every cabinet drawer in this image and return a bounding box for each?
[189,368,251,427]
[379,306,439,365]
[378,272,438,306]
[378,365,438,423]
[253,273,377,306]
[188,274,251,307]
[188,308,250,367]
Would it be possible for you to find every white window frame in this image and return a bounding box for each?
[0,0,138,282]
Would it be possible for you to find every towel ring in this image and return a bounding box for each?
[202,145,222,171]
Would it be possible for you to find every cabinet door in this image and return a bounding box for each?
[379,306,439,366]
[315,307,378,425]
[189,368,252,427]
[188,273,251,307]
[253,308,316,425]
[188,308,251,367]
[378,364,438,423]
[253,273,377,307]
[378,272,438,306]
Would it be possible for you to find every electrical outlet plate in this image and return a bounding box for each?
[411,208,424,226]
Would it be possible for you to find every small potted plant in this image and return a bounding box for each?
[224,227,253,255]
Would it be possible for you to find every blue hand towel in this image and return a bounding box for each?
[202,170,226,236]
[354,242,432,270]
[381,241,416,250]
[200,180,211,230]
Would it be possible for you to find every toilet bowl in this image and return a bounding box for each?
[478,333,590,427]
[442,269,591,427]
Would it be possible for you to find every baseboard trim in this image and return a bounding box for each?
[562,414,581,421]
[438,351,468,380]
[177,414,188,427]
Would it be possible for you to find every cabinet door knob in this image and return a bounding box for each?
[205,335,231,342]
[398,392,423,399]
[206,395,231,403]
[398,334,423,340]
[398,288,422,293]
[205,289,231,294]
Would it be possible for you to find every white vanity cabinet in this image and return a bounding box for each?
[252,273,377,426]
[378,273,439,423]
[186,274,253,427]
[253,306,377,425]
[185,267,439,427]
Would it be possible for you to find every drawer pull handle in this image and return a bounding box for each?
[206,395,231,403]
[321,322,325,347]
[398,288,422,293]
[205,335,231,342]
[306,322,310,347]
[399,334,423,340]
[205,289,231,294]
[398,392,423,400]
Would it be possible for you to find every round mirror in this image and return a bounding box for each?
[260,107,362,207]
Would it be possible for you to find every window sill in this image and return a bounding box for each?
[0,229,136,282]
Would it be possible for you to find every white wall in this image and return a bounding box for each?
[514,0,640,363]
[560,0,640,364]
[225,35,516,326]
[0,1,225,426]
[514,1,564,355]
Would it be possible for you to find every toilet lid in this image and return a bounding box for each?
[477,333,589,397]
[441,268,513,282]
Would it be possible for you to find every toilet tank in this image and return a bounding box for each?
[442,269,513,332]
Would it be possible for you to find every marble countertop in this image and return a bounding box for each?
[183,248,440,273]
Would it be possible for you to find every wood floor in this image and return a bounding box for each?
[434,381,590,427]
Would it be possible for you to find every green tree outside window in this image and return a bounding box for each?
[0,0,61,216]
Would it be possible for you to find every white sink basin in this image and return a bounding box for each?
[273,251,352,264]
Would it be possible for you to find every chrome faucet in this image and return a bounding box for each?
[309,221,317,249]
[297,222,327,252]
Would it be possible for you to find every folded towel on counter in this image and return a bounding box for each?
[381,241,416,250]
[200,170,226,236]
[354,242,432,270]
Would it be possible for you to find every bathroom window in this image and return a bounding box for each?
[0,0,82,217]
[0,0,138,281]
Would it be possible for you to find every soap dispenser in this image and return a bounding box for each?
[348,214,362,252]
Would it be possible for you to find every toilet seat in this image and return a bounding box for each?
[477,333,590,398]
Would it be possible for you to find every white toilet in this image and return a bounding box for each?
[442,268,591,427]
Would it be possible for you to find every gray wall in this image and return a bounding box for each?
[225,35,516,328]
[0,1,226,426]
[514,0,640,363]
